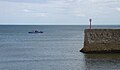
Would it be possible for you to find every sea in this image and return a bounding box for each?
[0,25,120,70]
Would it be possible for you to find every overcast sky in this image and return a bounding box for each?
[0,0,120,25]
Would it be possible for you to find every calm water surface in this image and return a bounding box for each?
[0,25,120,70]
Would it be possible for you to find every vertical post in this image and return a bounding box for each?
[89,18,92,30]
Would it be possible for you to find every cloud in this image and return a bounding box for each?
[0,0,47,3]
[23,9,48,17]
[37,13,48,17]
[23,12,48,17]
[89,0,100,3]
[116,7,120,12]
[71,10,85,17]
[0,0,120,24]
[23,9,32,12]
[89,0,120,3]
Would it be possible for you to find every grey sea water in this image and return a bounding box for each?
[0,25,120,70]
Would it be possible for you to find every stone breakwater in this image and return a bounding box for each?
[80,29,120,53]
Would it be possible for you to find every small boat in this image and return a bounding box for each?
[28,30,43,33]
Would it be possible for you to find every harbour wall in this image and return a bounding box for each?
[80,29,120,53]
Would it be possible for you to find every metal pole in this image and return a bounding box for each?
[89,18,92,29]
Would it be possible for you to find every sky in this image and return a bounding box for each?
[0,0,120,25]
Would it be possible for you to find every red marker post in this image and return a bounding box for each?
[89,18,92,30]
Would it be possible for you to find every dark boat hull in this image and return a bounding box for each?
[28,31,43,33]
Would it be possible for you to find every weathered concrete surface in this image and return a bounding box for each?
[80,29,120,53]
